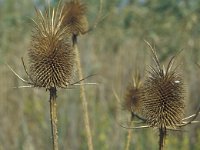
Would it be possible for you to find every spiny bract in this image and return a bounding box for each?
[28,6,75,89]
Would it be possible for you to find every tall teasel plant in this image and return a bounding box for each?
[121,41,200,150]
[142,42,185,150]
[28,4,75,150]
[8,3,75,150]
[61,1,94,150]
[123,73,143,150]
[7,0,103,149]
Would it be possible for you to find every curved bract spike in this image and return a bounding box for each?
[166,55,176,74]
[144,40,162,74]
[166,49,183,74]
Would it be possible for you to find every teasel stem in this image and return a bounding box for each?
[125,129,132,150]
[159,127,166,150]
[73,34,94,150]
[125,114,134,150]
[49,87,59,150]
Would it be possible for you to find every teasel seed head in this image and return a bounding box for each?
[123,73,142,115]
[62,0,89,36]
[28,5,75,89]
[142,44,185,129]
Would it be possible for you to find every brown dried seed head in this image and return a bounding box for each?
[142,49,185,129]
[142,70,185,128]
[28,6,75,89]
[62,0,89,35]
[123,74,142,114]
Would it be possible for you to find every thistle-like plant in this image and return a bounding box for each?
[8,3,76,150]
[120,41,200,150]
[28,4,75,150]
[7,1,104,149]
[60,1,98,150]
[142,42,185,150]
[123,73,143,150]
[59,1,104,150]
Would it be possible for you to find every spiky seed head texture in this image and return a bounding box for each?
[141,48,185,129]
[28,6,75,89]
[124,74,142,114]
[62,0,89,35]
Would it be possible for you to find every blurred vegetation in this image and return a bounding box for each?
[0,0,200,149]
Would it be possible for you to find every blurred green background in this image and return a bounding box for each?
[0,0,200,149]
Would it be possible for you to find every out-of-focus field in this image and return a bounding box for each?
[0,0,200,149]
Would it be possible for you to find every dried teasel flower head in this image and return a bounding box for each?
[62,0,89,36]
[28,4,75,89]
[142,42,185,129]
[123,72,142,115]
